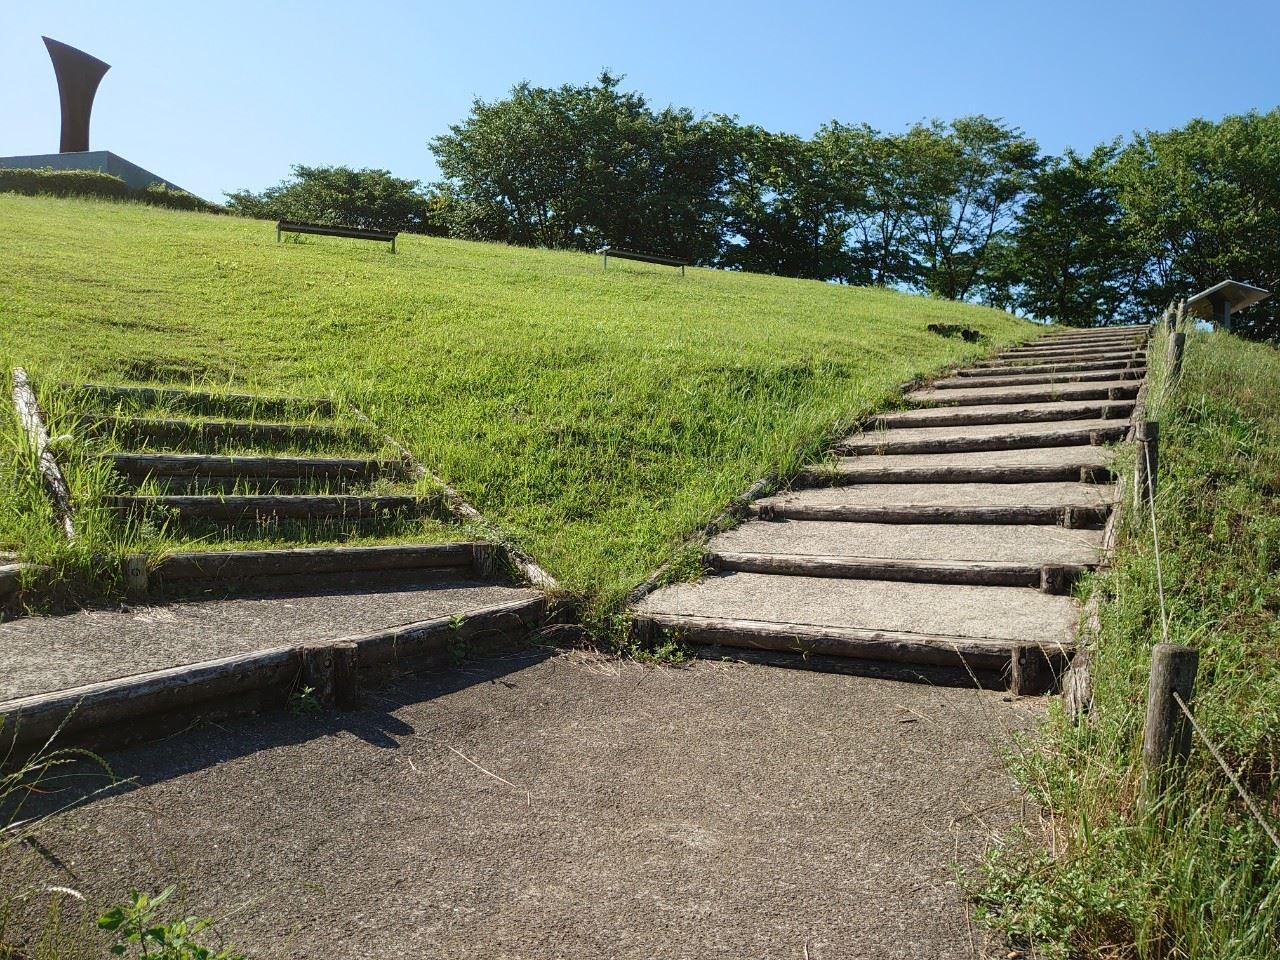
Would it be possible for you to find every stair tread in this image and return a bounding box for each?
[909,379,1139,406]
[873,399,1134,428]
[637,573,1079,645]
[815,444,1113,475]
[709,520,1103,565]
[762,480,1116,512]
[845,417,1121,448]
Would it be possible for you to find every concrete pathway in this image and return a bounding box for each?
[636,326,1149,688]
[2,651,1040,960]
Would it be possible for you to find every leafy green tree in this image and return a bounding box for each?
[225,165,439,233]
[1005,145,1142,326]
[430,72,737,261]
[844,124,932,288]
[721,124,860,281]
[1113,109,1280,340]
[908,117,1041,301]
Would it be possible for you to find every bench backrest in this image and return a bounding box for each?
[277,220,398,242]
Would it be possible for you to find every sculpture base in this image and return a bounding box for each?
[0,150,190,195]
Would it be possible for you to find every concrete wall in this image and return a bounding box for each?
[0,150,190,195]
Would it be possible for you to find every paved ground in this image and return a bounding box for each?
[0,573,538,700]
[4,651,1041,960]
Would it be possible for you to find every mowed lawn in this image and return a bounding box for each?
[0,195,1032,608]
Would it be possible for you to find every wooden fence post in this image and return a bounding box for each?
[1167,332,1186,379]
[1134,421,1159,510]
[1143,643,1199,793]
[333,642,360,709]
[11,368,76,541]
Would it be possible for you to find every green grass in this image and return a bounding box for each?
[0,194,1031,612]
[975,327,1280,959]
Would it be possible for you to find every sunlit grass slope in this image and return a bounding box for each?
[0,194,1032,607]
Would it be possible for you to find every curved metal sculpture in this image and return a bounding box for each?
[43,36,110,153]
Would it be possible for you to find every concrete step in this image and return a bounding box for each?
[933,367,1146,390]
[838,418,1127,456]
[707,520,1101,590]
[1039,330,1152,343]
[149,542,485,585]
[908,380,1141,407]
[953,359,1143,378]
[872,399,1134,430]
[976,351,1146,369]
[106,453,398,482]
[110,450,394,481]
[66,383,335,419]
[799,445,1114,485]
[992,345,1145,362]
[1035,330,1148,346]
[634,573,1078,677]
[757,480,1116,526]
[109,494,441,522]
[83,414,370,449]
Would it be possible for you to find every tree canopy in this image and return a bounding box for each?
[230,79,1280,340]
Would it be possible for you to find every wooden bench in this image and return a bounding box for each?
[276,220,398,253]
[600,247,688,276]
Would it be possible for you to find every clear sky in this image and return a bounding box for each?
[5,0,1279,202]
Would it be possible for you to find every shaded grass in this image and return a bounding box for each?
[1,194,1032,612]
[975,328,1280,959]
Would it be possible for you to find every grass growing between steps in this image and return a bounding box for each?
[1,194,1032,610]
[975,330,1280,959]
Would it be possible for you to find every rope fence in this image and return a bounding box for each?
[1138,308,1280,856]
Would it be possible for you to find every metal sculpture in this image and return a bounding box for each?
[43,36,110,153]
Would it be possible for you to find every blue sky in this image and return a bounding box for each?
[5,1,1278,201]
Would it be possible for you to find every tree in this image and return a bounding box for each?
[430,72,738,261]
[721,124,860,281]
[224,165,439,234]
[1112,109,1280,340]
[908,117,1041,301]
[844,124,931,289]
[1005,145,1142,326]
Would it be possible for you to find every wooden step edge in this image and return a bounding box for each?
[80,414,369,444]
[910,384,1141,407]
[708,551,1089,593]
[62,382,336,415]
[0,562,49,600]
[104,452,396,479]
[955,361,1144,378]
[872,403,1135,430]
[0,596,548,761]
[755,503,1112,528]
[976,354,1147,370]
[107,494,444,521]
[630,612,1073,684]
[1033,333,1148,346]
[144,542,488,584]
[837,425,1128,456]
[797,464,1115,486]
[933,369,1147,389]
[993,348,1146,362]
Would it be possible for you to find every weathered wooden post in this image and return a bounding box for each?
[1167,332,1186,379]
[1133,421,1159,510]
[1010,644,1050,696]
[300,644,336,707]
[1142,643,1199,793]
[333,642,360,709]
[123,554,149,599]
[11,368,76,541]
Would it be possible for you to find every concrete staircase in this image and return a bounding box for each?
[633,326,1150,691]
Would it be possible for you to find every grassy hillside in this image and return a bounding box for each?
[0,194,1031,609]
[977,329,1280,958]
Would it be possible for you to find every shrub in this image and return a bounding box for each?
[0,168,218,213]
